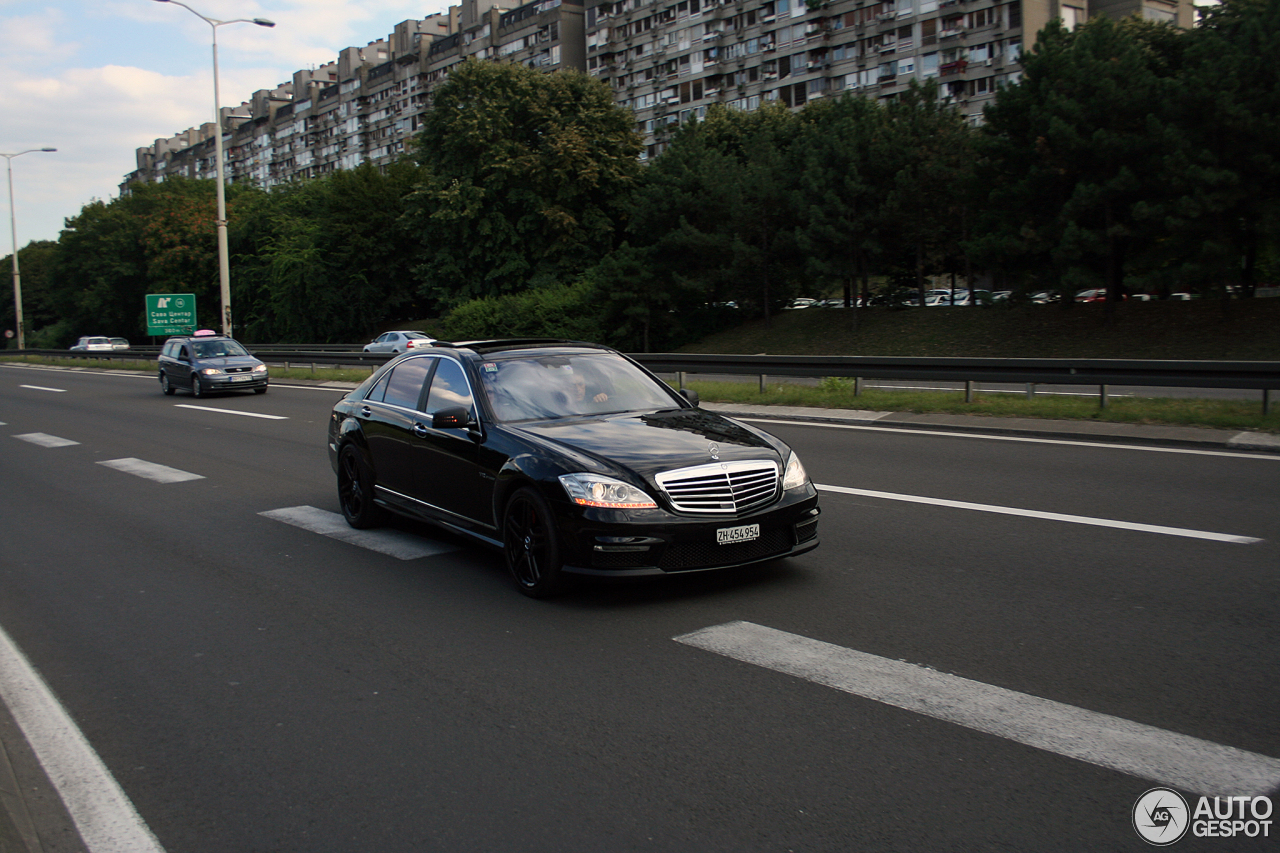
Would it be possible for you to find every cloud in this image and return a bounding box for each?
[2,0,453,245]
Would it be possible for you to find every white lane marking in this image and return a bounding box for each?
[676,621,1280,797]
[96,458,204,484]
[817,484,1264,544]
[0,624,167,853]
[174,404,287,420]
[13,433,79,448]
[744,418,1280,461]
[18,384,67,392]
[260,506,461,560]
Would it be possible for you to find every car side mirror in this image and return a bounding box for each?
[680,388,699,407]
[432,407,474,430]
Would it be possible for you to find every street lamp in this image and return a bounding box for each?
[3,147,56,351]
[152,0,274,337]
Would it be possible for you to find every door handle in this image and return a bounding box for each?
[413,423,430,437]
[360,406,372,417]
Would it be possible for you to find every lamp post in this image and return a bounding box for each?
[3,147,56,351]
[152,0,274,337]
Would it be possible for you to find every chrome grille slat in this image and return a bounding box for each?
[655,460,780,515]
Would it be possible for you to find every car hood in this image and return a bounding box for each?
[506,408,786,482]
[196,356,262,369]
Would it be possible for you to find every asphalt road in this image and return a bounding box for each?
[1,363,1277,852]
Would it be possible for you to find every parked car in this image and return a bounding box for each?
[157,331,268,396]
[362,331,435,354]
[785,297,818,310]
[1075,289,1127,303]
[328,339,820,598]
[69,336,114,351]
[109,337,130,350]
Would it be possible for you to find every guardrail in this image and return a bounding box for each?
[6,348,1276,413]
[631,353,1279,413]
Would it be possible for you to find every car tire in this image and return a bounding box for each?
[191,375,204,397]
[337,444,386,529]
[160,373,175,395]
[253,387,267,395]
[503,487,564,599]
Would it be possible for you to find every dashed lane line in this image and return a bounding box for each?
[817,484,1264,544]
[260,506,461,560]
[17,385,66,393]
[13,433,79,448]
[174,404,288,420]
[676,621,1280,797]
[96,458,204,484]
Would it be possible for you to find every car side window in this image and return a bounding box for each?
[380,358,433,409]
[365,371,392,403]
[423,359,474,418]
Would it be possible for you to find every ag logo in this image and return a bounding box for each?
[1134,788,1190,845]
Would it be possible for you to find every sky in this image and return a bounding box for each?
[1,0,452,250]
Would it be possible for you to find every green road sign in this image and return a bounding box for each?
[146,294,197,336]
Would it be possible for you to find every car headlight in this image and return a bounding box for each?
[252,364,268,373]
[782,452,809,490]
[200,367,224,375]
[559,473,657,509]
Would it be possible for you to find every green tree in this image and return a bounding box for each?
[794,94,889,326]
[879,81,976,307]
[2,240,57,346]
[231,160,426,342]
[976,17,1186,312]
[1154,0,1280,298]
[407,60,642,307]
[626,103,804,326]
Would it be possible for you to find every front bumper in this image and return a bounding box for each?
[203,373,268,391]
[556,488,821,577]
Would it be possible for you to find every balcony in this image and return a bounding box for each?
[939,59,968,75]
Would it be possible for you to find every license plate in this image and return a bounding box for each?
[717,524,760,545]
[230,374,252,382]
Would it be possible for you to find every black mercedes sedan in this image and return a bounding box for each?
[327,339,820,597]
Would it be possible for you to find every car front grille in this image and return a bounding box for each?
[226,366,253,374]
[655,460,780,515]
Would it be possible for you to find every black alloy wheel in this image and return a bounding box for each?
[503,487,564,598]
[338,444,385,529]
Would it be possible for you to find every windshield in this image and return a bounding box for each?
[478,352,681,423]
[193,340,249,359]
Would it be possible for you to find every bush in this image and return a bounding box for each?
[439,280,607,343]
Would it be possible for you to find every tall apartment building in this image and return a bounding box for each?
[122,0,1191,189]
[587,0,1194,158]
